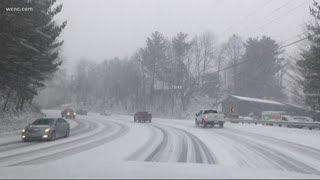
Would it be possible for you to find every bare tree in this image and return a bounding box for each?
[221,34,244,94]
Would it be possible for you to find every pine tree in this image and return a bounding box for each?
[238,36,285,100]
[0,0,66,111]
[297,1,320,117]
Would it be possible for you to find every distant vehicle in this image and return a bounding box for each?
[293,116,313,122]
[134,111,152,123]
[76,109,88,115]
[195,109,225,128]
[100,110,112,116]
[261,111,285,121]
[282,115,312,129]
[61,109,76,119]
[21,118,70,142]
[239,116,254,120]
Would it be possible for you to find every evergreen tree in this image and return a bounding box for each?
[297,1,320,116]
[238,36,285,100]
[0,0,66,111]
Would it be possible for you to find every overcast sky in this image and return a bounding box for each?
[56,0,313,66]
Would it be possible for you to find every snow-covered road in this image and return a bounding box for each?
[1,110,320,179]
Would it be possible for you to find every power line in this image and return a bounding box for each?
[221,0,274,36]
[280,33,318,49]
[279,33,304,44]
[216,35,312,74]
[264,0,299,19]
[247,0,310,35]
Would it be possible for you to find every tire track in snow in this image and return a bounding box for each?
[226,128,320,161]
[214,130,320,175]
[0,118,88,153]
[126,125,159,161]
[177,133,188,163]
[127,122,215,164]
[0,120,113,166]
[10,121,130,166]
[171,127,216,164]
[145,125,169,162]
[94,115,216,164]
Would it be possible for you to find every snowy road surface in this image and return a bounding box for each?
[1,110,320,178]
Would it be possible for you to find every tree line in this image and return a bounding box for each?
[39,31,285,118]
[0,0,66,113]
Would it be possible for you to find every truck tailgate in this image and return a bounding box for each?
[206,114,225,121]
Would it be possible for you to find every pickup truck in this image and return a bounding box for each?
[195,109,225,128]
[134,111,152,123]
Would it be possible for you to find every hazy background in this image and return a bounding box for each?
[55,0,313,69]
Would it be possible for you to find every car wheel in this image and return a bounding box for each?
[65,128,70,138]
[50,131,56,141]
[210,123,215,128]
[219,122,224,128]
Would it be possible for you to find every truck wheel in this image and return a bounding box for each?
[203,123,207,128]
[210,123,214,128]
[219,122,224,128]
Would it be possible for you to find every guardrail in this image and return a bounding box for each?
[225,118,320,130]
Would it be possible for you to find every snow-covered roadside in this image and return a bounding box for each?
[0,112,43,137]
[225,122,320,150]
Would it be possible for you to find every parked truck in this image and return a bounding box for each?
[195,109,225,128]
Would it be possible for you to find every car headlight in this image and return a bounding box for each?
[44,128,50,133]
[22,128,25,133]
[67,112,70,115]
[74,112,76,115]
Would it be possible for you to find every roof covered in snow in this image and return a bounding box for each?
[231,95,285,106]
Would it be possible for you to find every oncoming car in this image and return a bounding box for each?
[61,109,76,119]
[21,118,70,142]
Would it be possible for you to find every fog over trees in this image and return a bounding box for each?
[36,30,289,118]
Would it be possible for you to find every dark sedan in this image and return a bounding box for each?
[61,109,76,119]
[21,118,70,142]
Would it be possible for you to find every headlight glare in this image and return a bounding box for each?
[44,128,50,133]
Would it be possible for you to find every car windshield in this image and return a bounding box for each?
[32,119,54,125]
